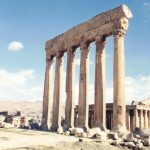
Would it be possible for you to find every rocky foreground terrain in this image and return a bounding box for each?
[0,127,150,150]
[0,128,130,150]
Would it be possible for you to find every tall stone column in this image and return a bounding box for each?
[112,21,127,133]
[144,110,148,129]
[41,55,54,130]
[50,52,64,131]
[148,111,150,128]
[65,47,76,128]
[139,109,144,128]
[78,41,90,131]
[134,109,139,129]
[94,36,106,130]
[126,110,130,131]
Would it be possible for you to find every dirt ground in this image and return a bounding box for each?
[0,128,149,150]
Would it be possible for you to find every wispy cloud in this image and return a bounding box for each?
[143,2,150,8]
[1,67,150,106]
[8,41,24,51]
[106,75,150,104]
[0,69,42,101]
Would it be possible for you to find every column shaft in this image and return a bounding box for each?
[94,36,106,129]
[148,111,150,128]
[144,110,148,129]
[139,110,144,128]
[134,109,139,128]
[126,110,130,131]
[113,29,126,132]
[41,55,53,130]
[50,52,64,131]
[78,41,90,130]
[65,48,76,127]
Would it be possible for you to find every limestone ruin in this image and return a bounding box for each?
[41,4,133,134]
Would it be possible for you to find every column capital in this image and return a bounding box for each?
[95,36,106,44]
[67,47,77,55]
[80,41,90,50]
[46,55,54,63]
[113,18,129,37]
[56,51,64,59]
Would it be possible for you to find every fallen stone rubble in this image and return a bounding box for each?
[56,127,150,149]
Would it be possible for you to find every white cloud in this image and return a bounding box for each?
[106,75,150,104]
[61,74,150,105]
[1,67,150,106]
[8,41,24,51]
[0,69,42,101]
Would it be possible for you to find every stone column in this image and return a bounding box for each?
[112,27,126,133]
[139,109,144,128]
[78,41,90,131]
[94,36,106,130]
[50,52,64,131]
[126,110,130,131]
[65,47,76,128]
[41,55,54,130]
[134,109,139,129]
[144,110,148,129]
[148,111,150,128]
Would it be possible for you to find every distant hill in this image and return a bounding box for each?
[0,101,42,115]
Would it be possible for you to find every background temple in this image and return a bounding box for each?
[74,99,150,131]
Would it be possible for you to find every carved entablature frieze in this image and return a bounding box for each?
[45,5,132,55]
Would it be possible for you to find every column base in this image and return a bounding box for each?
[77,125,89,132]
[50,124,63,132]
[63,123,75,131]
[40,123,49,131]
[112,126,128,137]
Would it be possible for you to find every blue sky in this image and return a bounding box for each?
[0,0,150,103]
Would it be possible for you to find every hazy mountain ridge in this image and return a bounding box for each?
[0,101,42,114]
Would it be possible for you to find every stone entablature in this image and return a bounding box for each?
[45,4,132,56]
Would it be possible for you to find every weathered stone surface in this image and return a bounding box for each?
[141,133,150,146]
[107,132,118,140]
[125,142,135,149]
[43,4,133,136]
[57,127,64,135]
[132,127,144,135]
[135,142,143,149]
[125,132,134,142]
[0,116,5,122]
[75,128,84,137]
[94,36,106,129]
[69,127,76,135]
[92,131,107,142]
[41,57,53,130]
[87,128,101,137]
[45,5,132,56]
[50,53,64,132]
[3,122,14,128]
[112,27,126,135]
[64,131,70,136]
[65,48,76,128]
[78,42,90,130]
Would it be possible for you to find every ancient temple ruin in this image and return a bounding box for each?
[75,99,150,132]
[41,5,133,133]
